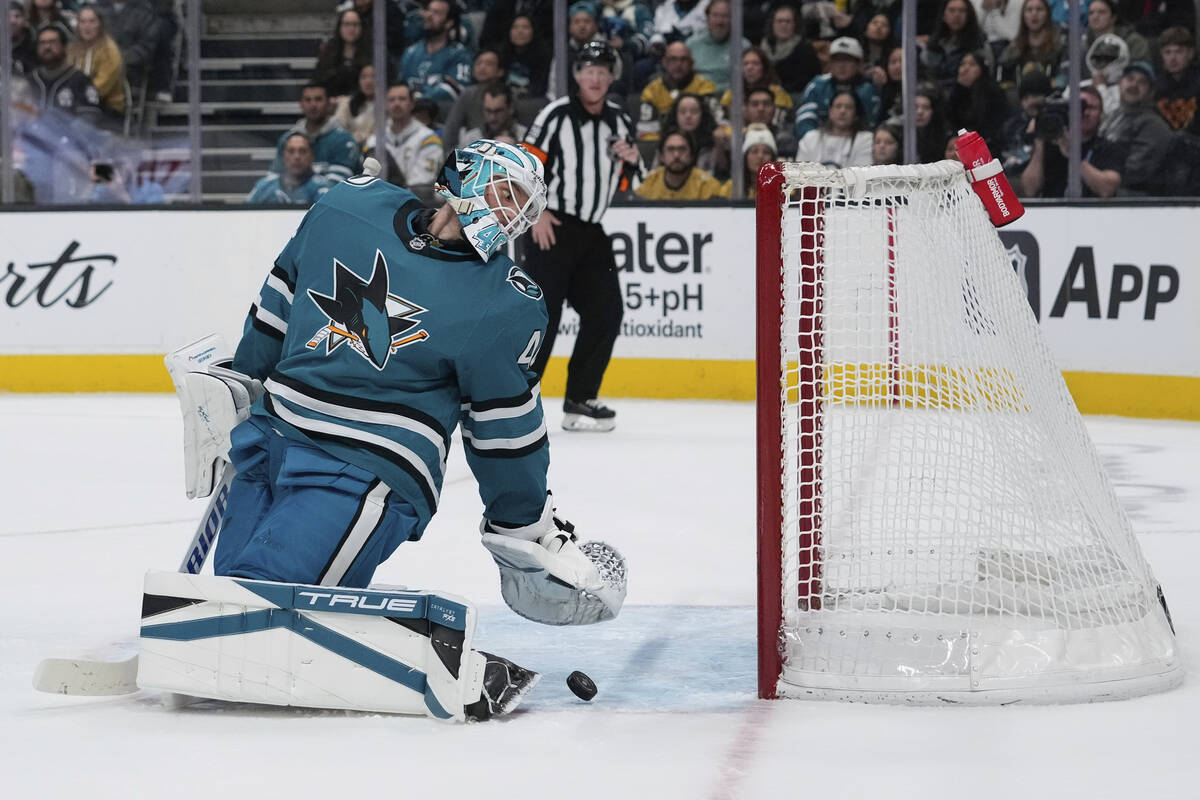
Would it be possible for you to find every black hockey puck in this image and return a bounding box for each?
[566,670,597,701]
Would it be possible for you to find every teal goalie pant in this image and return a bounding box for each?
[214,417,419,588]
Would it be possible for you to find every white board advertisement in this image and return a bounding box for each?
[554,205,1200,379]
[1,204,1196,378]
[549,206,751,361]
[995,207,1199,376]
[1,210,302,354]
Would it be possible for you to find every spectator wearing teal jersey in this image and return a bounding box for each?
[269,83,362,183]
[685,0,749,94]
[651,0,709,47]
[400,0,474,103]
[793,37,880,142]
[248,133,333,204]
[599,0,654,58]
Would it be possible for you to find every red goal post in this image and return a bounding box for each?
[755,160,1181,704]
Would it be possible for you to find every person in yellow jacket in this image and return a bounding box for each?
[70,5,126,114]
[636,130,730,200]
[638,42,718,141]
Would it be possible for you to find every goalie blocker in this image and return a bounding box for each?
[163,334,264,501]
[137,571,538,722]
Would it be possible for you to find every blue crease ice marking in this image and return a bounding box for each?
[473,606,759,713]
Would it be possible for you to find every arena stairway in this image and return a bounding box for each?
[149,12,329,203]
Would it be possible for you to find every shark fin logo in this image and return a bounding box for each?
[506,266,542,300]
[306,250,429,370]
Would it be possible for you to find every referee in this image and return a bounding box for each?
[522,40,642,433]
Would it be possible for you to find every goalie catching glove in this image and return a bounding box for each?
[481,494,626,625]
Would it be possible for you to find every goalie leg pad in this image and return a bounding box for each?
[136,571,535,722]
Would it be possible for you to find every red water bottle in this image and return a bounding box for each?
[954,128,1024,227]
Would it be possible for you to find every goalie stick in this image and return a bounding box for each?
[31,462,235,697]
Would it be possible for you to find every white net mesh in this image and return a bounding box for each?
[770,162,1181,703]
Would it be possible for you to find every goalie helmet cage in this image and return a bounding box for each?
[754,161,1182,704]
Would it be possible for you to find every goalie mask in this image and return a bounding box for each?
[435,139,548,261]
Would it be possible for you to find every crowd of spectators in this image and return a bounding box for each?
[6,0,182,203]
[9,0,176,118]
[10,0,1200,203]
[244,0,1200,203]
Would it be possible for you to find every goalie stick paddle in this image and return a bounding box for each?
[32,463,235,697]
[33,656,142,697]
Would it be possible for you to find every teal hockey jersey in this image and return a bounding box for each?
[400,40,474,101]
[232,177,550,537]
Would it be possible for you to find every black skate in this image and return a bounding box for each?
[464,651,541,721]
[562,398,616,432]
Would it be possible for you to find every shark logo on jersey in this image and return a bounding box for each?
[506,266,542,300]
[306,250,429,370]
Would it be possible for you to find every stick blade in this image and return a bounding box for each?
[33,656,140,696]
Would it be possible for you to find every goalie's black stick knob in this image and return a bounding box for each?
[566,670,597,701]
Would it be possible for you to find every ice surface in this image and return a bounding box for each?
[1,396,1197,799]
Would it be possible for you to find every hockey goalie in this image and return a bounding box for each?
[135,143,626,722]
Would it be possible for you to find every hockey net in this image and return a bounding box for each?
[755,161,1181,703]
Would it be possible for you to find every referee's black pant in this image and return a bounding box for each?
[522,212,623,403]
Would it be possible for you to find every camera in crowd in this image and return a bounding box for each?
[91,160,115,183]
[1034,95,1070,142]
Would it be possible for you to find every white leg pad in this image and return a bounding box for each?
[136,571,486,721]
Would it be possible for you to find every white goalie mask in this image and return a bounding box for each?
[434,139,548,261]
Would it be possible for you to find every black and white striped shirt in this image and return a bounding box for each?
[524,96,642,224]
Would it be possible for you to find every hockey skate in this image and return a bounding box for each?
[463,651,541,721]
[561,398,616,432]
